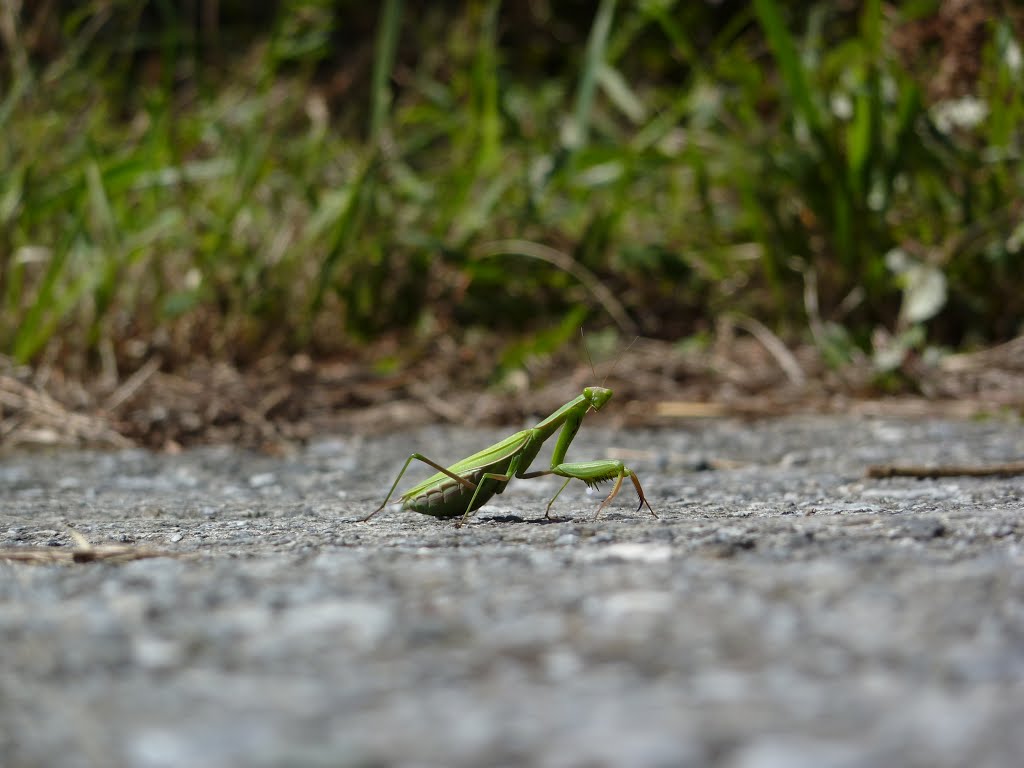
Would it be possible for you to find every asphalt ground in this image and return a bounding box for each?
[2,415,1023,767]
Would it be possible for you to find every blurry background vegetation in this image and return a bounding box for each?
[1,0,1021,379]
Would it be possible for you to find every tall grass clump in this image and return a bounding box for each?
[738,0,1024,362]
[0,1,1020,372]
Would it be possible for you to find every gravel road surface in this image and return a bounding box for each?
[2,415,1023,768]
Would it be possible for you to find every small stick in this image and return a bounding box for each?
[732,315,806,387]
[0,544,176,565]
[866,461,1024,479]
[103,355,163,412]
[0,528,182,566]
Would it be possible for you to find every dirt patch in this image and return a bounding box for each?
[3,332,1023,452]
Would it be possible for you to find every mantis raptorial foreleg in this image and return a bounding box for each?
[523,459,657,520]
[456,450,526,527]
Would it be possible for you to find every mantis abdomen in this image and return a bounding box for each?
[403,460,511,517]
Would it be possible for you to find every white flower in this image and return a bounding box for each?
[931,97,988,133]
[1005,36,1022,74]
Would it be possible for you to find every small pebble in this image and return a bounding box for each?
[249,472,277,488]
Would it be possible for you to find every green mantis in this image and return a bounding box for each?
[361,385,656,526]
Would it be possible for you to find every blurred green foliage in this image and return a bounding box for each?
[0,0,1020,369]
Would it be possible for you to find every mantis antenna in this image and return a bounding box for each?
[581,327,598,381]
[580,328,639,388]
[603,334,639,387]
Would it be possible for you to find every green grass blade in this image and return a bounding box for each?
[370,0,403,145]
[306,153,377,325]
[439,0,505,244]
[846,89,872,198]
[85,160,120,250]
[474,0,502,173]
[10,218,79,363]
[597,62,646,124]
[752,0,825,139]
[847,0,882,199]
[571,0,617,150]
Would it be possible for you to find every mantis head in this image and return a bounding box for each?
[584,386,613,412]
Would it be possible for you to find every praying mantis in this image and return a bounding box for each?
[360,385,657,527]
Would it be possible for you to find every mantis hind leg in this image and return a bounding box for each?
[454,470,514,528]
[456,453,526,528]
[360,453,476,523]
